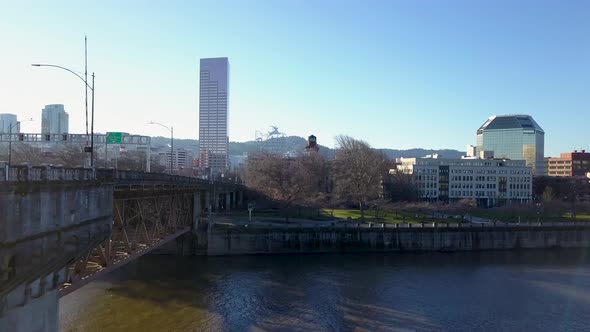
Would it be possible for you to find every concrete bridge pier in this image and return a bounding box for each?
[1,290,59,332]
[0,267,68,332]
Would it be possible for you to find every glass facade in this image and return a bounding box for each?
[476,115,544,175]
[199,58,229,172]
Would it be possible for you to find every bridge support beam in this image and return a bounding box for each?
[193,192,202,229]
[226,193,231,210]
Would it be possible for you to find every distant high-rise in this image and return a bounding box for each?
[41,104,69,134]
[476,115,545,175]
[199,57,229,173]
[0,114,18,133]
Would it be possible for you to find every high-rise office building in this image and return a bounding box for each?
[199,57,229,173]
[41,104,69,134]
[476,115,544,176]
[0,114,18,133]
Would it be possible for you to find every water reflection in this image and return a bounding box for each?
[60,250,590,332]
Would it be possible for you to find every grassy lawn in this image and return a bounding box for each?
[231,208,463,224]
[562,213,590,220]
[470,209,590,223]
[319,208,463,224]
[470,210,537,222]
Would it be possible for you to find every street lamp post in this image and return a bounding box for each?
[32,64,95,167]
[149,121,174,174]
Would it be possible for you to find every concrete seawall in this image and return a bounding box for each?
[205,223,590,255]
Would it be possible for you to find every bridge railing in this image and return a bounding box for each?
[1,164,242,188]
[1,164,95,182]
[97,169,213,186]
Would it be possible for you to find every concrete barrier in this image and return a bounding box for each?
[205,223,590,255]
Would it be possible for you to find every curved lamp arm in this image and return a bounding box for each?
[31,64,93,91]
[149,121,172,133]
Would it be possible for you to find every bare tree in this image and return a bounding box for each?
[117,151,147,171]
[244,153,325,221]
[333,135,388,220]
[384,170,420,202]
[542,186,555,203]
[54,145,87,167]
[10,143,45,165]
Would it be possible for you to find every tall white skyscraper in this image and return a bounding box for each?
[199,57,229,173]
[41,104,69,135]
[0,114,18,133]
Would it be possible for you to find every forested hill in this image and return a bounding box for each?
[149,135,463,159]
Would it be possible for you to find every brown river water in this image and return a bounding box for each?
[60,250,590,331]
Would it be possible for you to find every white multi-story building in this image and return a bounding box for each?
[159,148,193,172]
[0,114,18,133]
[397,157,533,207]
[199,57,229,174]
[41,104,69,134]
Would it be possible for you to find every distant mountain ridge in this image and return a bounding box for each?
[149,135,464,159]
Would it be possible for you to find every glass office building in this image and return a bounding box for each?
[199,57,229,173]
[476,115,544,176]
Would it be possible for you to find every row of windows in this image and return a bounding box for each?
[451,183,474,189]
[509,191,530,198]
[419,190,437,197]
[549,171,571,175]
[473,191,496,197]
[509,177,530,183]
[417,175,437,181]
[415,168,438,174]
[419,183,437,189]
[510,183,530,190]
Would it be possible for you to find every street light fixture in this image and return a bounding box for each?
[149,121,174,174]
[32,64,95,167]
[32,37,96,167]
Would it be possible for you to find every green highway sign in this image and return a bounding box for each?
[106,132,123,144]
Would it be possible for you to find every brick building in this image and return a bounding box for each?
[547,150,590,177]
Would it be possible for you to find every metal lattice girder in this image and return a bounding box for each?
[60,189,193,296]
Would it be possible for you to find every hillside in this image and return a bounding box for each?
[149,135,463,159]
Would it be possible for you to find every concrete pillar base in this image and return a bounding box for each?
[0,289,59,332]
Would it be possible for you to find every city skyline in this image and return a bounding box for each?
[1,1,588,156]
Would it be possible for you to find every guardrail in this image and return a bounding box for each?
[97,168,211,186]
[1,164,244,188]
[1,164,95,182]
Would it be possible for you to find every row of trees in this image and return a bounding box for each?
[244,135,403,220]
[0,144,156,171]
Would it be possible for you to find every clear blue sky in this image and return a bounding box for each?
[1,0,588,156]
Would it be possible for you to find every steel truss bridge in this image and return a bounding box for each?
[0,165,243,331]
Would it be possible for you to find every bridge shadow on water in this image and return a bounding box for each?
[64,249,590,332]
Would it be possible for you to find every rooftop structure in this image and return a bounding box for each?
[476,114,544,176]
